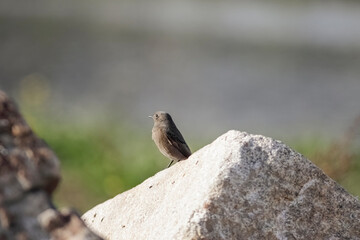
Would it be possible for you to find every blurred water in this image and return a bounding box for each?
[1,0,360,139]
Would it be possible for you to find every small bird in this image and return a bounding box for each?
[149,111,191,167]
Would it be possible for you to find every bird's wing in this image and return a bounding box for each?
[166,129,192,158]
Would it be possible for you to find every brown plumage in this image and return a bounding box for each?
[149,111,191,167]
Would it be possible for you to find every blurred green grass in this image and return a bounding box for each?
[25,115,167,213]
[22,108,360,213]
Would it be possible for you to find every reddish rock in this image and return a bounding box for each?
[0,90,101,240]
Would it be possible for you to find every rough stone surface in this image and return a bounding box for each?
[0,91,60,204]
[82,130,360,240]
[0,90,102,240]
[38,208,102,240]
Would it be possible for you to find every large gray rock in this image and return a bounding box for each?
[82,130,360,240]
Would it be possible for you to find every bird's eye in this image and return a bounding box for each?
[155,114,158,118]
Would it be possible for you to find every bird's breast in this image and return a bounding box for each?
[152,128,172,156]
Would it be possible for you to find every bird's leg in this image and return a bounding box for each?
[167,160,174,168]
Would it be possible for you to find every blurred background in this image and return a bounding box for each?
[1,0,360,213]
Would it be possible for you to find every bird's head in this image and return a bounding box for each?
[149,111,172,125]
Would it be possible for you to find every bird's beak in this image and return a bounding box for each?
[148,115,153,119]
